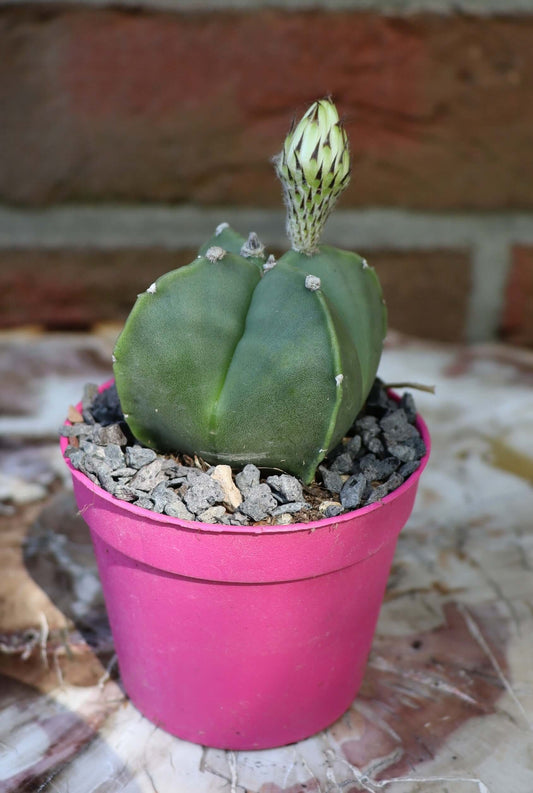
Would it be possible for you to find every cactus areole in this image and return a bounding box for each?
[113,99,387,484]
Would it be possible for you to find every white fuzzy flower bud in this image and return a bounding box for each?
[274,98,351,255]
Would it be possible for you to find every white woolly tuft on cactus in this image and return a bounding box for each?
[274,97,351,255]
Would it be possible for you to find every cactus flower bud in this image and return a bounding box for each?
[274,98,351,254]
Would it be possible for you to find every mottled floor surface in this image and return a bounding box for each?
[1,327,533,793]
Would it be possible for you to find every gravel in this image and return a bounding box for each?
[60,378,427,526]
[340,474,368,510]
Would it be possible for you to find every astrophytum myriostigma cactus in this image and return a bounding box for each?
[113,98,387,483]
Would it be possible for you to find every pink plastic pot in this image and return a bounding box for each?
[61,383,430,750]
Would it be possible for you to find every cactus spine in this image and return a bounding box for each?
[113,99,386,484]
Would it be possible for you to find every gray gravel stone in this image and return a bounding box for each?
[363,379,393,418]
[113,484,138,502]
[197,505,227,523]
[65,449,86,470]
[96,469,117,493]
[330,452,354,474]
[60,423,93,438]
[129,459,166,492]
[340,474,368,510]
[266,474,304,504]
[110,466,137,479]
[183,473,224,514]
[133,497,154,510]
[94,423,128,446]
[185,468,209,484]
[150,482,173,513]
[125,445,158,469]
[83,455,112,479]
[355,415,379,436]
[271,501,308,515]
[380,410,419,442]
[103,443,126,471]
[324,503,343,518]
[161,461,190,479]
[238,484,278,522]
[224,511,249,525]
[359,454,399,482]
[346,435,362,457]
[385,472,405,492]
[365,483,390,505]
[399,461,420,478]
[400,392,417,423]
[164,499,194,520]
[235,464,261,496]
[409,436,427,458]
[365,436,385,455]
[318,465,344,494]
[386,442,417,462]
[90,382,122,425]
[79,439,106,458]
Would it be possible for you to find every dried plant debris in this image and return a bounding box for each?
[61,380,426,526]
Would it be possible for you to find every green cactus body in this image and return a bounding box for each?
[113,234,386,483]
[279,246,387,397]
[113,249,262,457]
[113,98,388,484]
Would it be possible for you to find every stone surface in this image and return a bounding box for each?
[3,330,533,791]
[0,474,47,506]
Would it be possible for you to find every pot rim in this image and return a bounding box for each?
[60,380,431,536]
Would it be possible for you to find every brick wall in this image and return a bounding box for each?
[1,1,533,345]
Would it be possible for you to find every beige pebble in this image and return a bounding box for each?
[274,513,293,525]
[211,465,242,511]
[318,500,342,514]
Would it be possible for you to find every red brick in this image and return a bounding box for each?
[0,249,196,329]
[368,249,472,343]
[1,8,533,210]
[0,246,471,343]
[501,247,533,347]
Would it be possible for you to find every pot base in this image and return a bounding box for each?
[90,529,398,751]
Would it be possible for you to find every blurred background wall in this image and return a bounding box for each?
[1,0,533,347]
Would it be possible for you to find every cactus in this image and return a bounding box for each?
[113,98,387,484]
